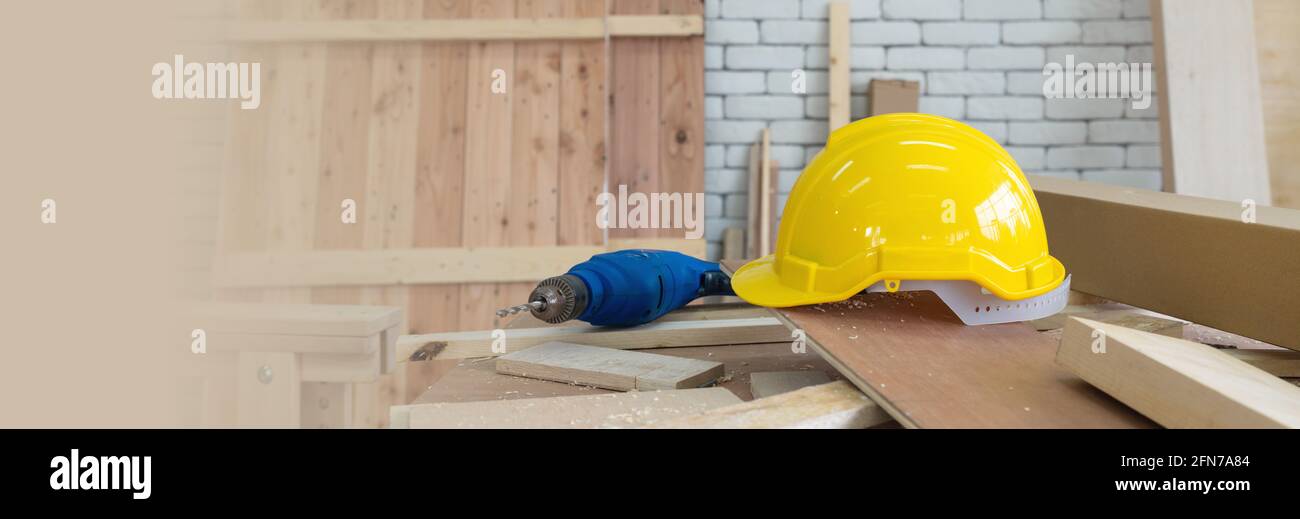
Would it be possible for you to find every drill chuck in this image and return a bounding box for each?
[529,274,589,324]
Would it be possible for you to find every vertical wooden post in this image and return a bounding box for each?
[827,1,851,132]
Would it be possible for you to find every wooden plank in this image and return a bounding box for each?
[459,0,517,331]
[310,0,376,307]
[300,382,352,428]
[496,341,724,390]
[826,1,850,132]
[223,15,704,41]
[402,387,741,428]
[413,341,845,405]
[361,0,423,317]
[209,332,378,355]
[399,316,789,361]
[1030,307,1185,338]
[749,370,831,399]
[606,14,704,37]
[260,0,326,306]
[653,381,891,429]
[1058,317,1300,428]
[1031,174,1300,352]
[719,260,1151,428]
[300,348,381,383]
[1256,0,1300,209]
[745,142,762,258]
[658,0,705,239]
[609,0,660,239]
[557,0,607,247]
[1223,348,1300,378]
[195,302,401,337]
[237,351,301,427]
[759,128,772,256]
[213,239,704,287]
[1152,0,1270,201]
[722,227,744,260]
[505,0,565,312]
[409,0,470,338]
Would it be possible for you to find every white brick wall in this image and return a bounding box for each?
[701,0,1161,260]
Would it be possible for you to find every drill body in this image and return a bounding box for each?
[524,250,734,327]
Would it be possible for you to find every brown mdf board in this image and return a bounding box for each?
[496,341,724,390]
[1254,0,1300,209]
[1059,318,1300,428]
[1152,0,1271,202]
[719,261,1151,429]
[1030,175,1300,352]
[405,387,741,428]
[868,79,919,116]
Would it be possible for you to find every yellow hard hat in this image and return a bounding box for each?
[731,113,1070,324]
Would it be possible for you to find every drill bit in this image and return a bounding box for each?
[495,301,544,319]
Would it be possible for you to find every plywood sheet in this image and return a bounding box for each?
[720,260,1152,429]
[406,387,741,428]
[496,341,724,390]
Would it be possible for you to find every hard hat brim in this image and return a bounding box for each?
[731,254,860,308]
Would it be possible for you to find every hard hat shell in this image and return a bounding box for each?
[732,113,1066,308]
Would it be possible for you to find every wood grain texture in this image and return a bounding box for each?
[652,380,891,429]
[719,260,1151,429]
[409,0,470,336]
[1254,0,1300,209]
[496,341,724,390]
[610,0,660,239]
[399,316,789,361]
[1152,0,1271,201]
[749,370,831,399]
[658,0,705,238]
[1223,348,1300,378]
[557,0,607,246]
[1031,174,1300,352]
[413,341,845,405]
[1059,317,1300,428]
[403,387,741,428]
[224,15,703,41]
[826,1,850,132]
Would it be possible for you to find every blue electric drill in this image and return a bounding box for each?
[496,249,735,327]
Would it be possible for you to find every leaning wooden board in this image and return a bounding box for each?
[720,261,1151,428]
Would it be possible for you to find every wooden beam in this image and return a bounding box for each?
[827,1,851,132]
[719,260,1151,428]
[1031,174,1300,351]
[211,239,706,288]
[652,381,892,429]
[398,316,789,362]
[1221,348,1300,379]
[396,387,741,428]
[495,341,724,390]
[749,370,831,399]
[1152,0,1271,201]
[759,129,773,256]
[222,15,703,42]
[1058,317,1300,428]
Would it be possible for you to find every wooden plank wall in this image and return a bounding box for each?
[217,0,704,418]
[610,0,704,239]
